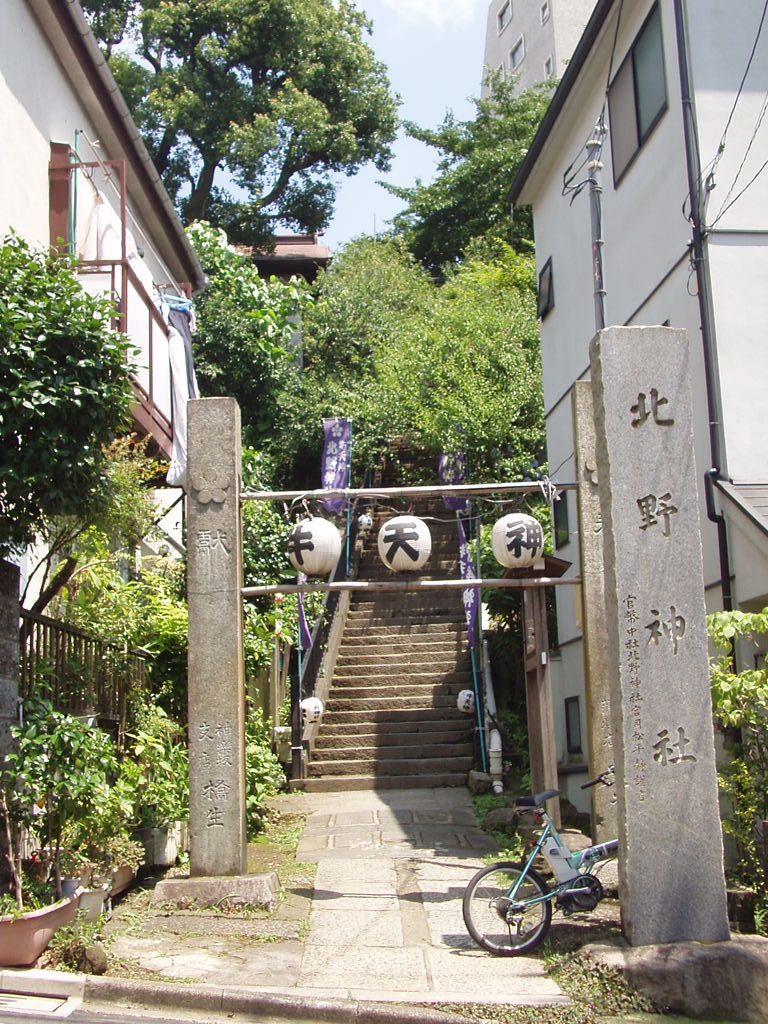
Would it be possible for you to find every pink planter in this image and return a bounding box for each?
[109,865,135,897]
[0,892,80,967]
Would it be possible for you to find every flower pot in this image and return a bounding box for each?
[78,884,110,923]
[60,878,81,899]
[0,893,80,967]
[109,864,135,898]
[136,825,180,869]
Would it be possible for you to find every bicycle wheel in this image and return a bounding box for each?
[463,861,552,956]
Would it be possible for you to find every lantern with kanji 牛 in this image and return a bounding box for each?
[377,515,432,571]
[287,517,341,576]
[491,513,545,569]
[300,696,323,723]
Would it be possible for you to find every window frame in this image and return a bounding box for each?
[497,1,512,34]
[544,54,554,78]
[608,3,668,186]
[510,34,526,71]
[541,1,550,25]
[565,696,582,755]
[537,256,554,318]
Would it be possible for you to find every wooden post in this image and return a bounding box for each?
[523,586,561,826]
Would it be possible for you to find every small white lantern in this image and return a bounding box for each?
[300,696,324,723]
[457,689,475,714]
[287,517,341,576]
[377,515,432,572]
[491,513,545,570]
[357,512,373,535]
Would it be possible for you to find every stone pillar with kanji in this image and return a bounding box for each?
[187,398,247,877]
[590,326,729,946]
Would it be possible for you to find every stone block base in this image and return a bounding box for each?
[151,873,279,911]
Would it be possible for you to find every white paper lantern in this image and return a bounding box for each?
[377,515,432,572]
[287,517,341,575]
[491,513,545,569]
[457,689,475,714]
[300,696,324,723]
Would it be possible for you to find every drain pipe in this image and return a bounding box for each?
[673,0,733,610]
[482,638,504,795]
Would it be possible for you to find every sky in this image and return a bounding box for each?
[321,0,490,251]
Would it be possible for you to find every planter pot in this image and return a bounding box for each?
[60,878,81,899]
[0,893,80,967]
[109,864,135,898]
[79,884,110,923]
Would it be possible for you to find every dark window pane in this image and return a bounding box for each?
[565,696,582,754]
[634,7,667,140]
[608,57,638,181]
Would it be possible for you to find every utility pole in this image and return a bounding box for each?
[587,119,608,332]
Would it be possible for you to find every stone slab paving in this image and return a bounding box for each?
[108,786,568,1008]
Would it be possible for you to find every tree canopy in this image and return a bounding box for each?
[81,0,400,245]
[186,220,310,447]
[0,234,134,555]
[384,76,552,275]
[273,235,545,487]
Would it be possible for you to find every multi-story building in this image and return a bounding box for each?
[482,0,596,95]
[508,0,768,810]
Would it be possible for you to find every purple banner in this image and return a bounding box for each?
[297,572,312,650]
[439,452,468,511]
[457,517,478,647]
[322,419,352,513]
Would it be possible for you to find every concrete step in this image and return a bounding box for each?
[331,669,472,686]
[307,754,474,778]
[345,609,465,625]
[311,739,473,762]
[338,634,468,652]
[321,706,472,725]
[317,719,472,739]
[314,725,472,748]
[335,649,468,669]
[325,693,464,713]
[324,683,470,703]
[293,772,469,792]
[343,621,465,638]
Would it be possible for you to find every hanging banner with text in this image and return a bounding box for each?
[457,517,478,647]
[439,452,468,511]
[321,419,352,514]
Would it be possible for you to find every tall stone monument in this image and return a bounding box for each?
[572,381,617,842]
[590,326,729,946]
[186,398,247,876]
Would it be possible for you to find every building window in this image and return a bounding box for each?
[565,697,582,754]
[498,1,512,33]
[544,55,554,78]
[553,494,569,548]
[608,4,667,184]
[541,1,550,24]
[510,35,526,70]
[537,256,554,318]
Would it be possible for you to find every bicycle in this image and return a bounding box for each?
[463,766,618,955]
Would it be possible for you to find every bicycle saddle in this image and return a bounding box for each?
[514,789,560,808]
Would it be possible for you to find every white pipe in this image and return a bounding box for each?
[489,729,504,794]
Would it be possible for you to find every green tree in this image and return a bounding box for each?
[385,76,552,275]
[187,221,310,446]
[81,0,399,244]
[0,234,134,555]
[275,235,545,486]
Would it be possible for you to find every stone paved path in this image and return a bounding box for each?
[108,786,569,1008]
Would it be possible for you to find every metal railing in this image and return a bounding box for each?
[19,609,146,743]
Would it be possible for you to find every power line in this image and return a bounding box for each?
[710,87,768,226]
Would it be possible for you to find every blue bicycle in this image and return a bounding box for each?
[463,767,618,955]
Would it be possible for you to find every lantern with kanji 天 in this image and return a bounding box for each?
[300,696,323,723]
[491,513,545,569]
[287,517,341,576]
[377,515,431,572]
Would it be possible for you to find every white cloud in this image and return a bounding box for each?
[377,0,485,29]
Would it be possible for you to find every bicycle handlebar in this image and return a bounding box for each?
[581,764,615,789]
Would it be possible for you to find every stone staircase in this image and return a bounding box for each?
[302,502,476,791]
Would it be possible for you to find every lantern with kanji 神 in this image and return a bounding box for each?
[491,513,545,570]
[457,689,475,714]
[300,696,323,723]
[287,517,341,576]
[377,515,431,572]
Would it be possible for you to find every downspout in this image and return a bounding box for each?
[673,0,733,610]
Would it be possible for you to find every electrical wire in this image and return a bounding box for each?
[710,87,768,226]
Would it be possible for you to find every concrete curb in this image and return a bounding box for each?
[82,975,469,1024]
[0,969,84,999]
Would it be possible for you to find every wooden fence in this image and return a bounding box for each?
[19,610,147,743]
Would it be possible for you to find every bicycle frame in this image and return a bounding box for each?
[507,811,618,905]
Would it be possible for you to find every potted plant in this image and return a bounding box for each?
[0,701,88,966]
